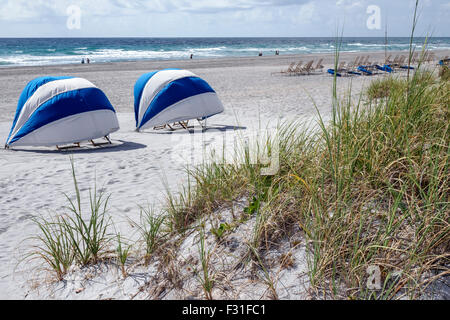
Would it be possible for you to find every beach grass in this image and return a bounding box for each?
[153,54,449,299]
[131,205,167,264]
[24,158,115,279]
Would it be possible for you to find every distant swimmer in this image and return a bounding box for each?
[259,51,263,57]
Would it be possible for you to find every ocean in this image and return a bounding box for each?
[1,37,449,67]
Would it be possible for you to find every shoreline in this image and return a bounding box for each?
[1,48,449,73]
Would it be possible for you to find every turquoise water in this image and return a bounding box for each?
[0,37,449,66]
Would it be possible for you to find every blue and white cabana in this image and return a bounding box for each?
[5,76,120,148]
[134,69,224,130]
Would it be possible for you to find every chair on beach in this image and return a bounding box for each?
[298,60,315,75]
[361,56,370,66]
[411,52,419,65]
[288,61,303,75]
[389,55,405,69]
[346,57,358,71]
[384,55,392,65]
[337,61,347,72]
[280,62,296,74]
[312,58,324,72]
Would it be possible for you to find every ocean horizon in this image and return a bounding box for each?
[1,37,449,67]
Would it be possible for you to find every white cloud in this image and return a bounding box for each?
[0,0,448,37]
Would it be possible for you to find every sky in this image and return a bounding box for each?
[0,0,449,37]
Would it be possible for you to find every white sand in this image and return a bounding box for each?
[0,50,448,299]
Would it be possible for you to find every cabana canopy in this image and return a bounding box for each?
[134,69,224,130]
[5,76,119,148]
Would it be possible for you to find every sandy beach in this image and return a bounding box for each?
[0,49,448,299]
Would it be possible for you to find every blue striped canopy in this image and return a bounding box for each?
[134,69,224,130]
[6,76,119,147]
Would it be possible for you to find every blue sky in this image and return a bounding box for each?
[0,0,449,37]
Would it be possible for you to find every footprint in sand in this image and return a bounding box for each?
[107,179,119,186]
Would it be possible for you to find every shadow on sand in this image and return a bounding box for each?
[5,140,147,154]
[144,124,247,135]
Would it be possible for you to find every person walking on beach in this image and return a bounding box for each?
[81,58,85,64]
[86,58,90,64]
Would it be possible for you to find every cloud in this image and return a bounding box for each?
[0,0,448,37]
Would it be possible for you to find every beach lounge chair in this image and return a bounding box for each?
[361,56,370,66]
[294,60,314,75]
[313,58,324,72]
[357,65,373,76]
[411,52,419,64]
[337,61,347,72]
[384,55,392,64]
[280,62,296,74]
[375,64,393,73]
[390,55,399,65]
[328,61,355,77]
[346,57,359,71]
[398,55,406,66]
[286,61,303,75]
[439,57,450,66]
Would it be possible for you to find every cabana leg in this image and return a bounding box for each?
[90,139,110,147]
[179,120,189,130]
[197,118,207,129]
[56,143,81,150]
[153,125,167,131]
